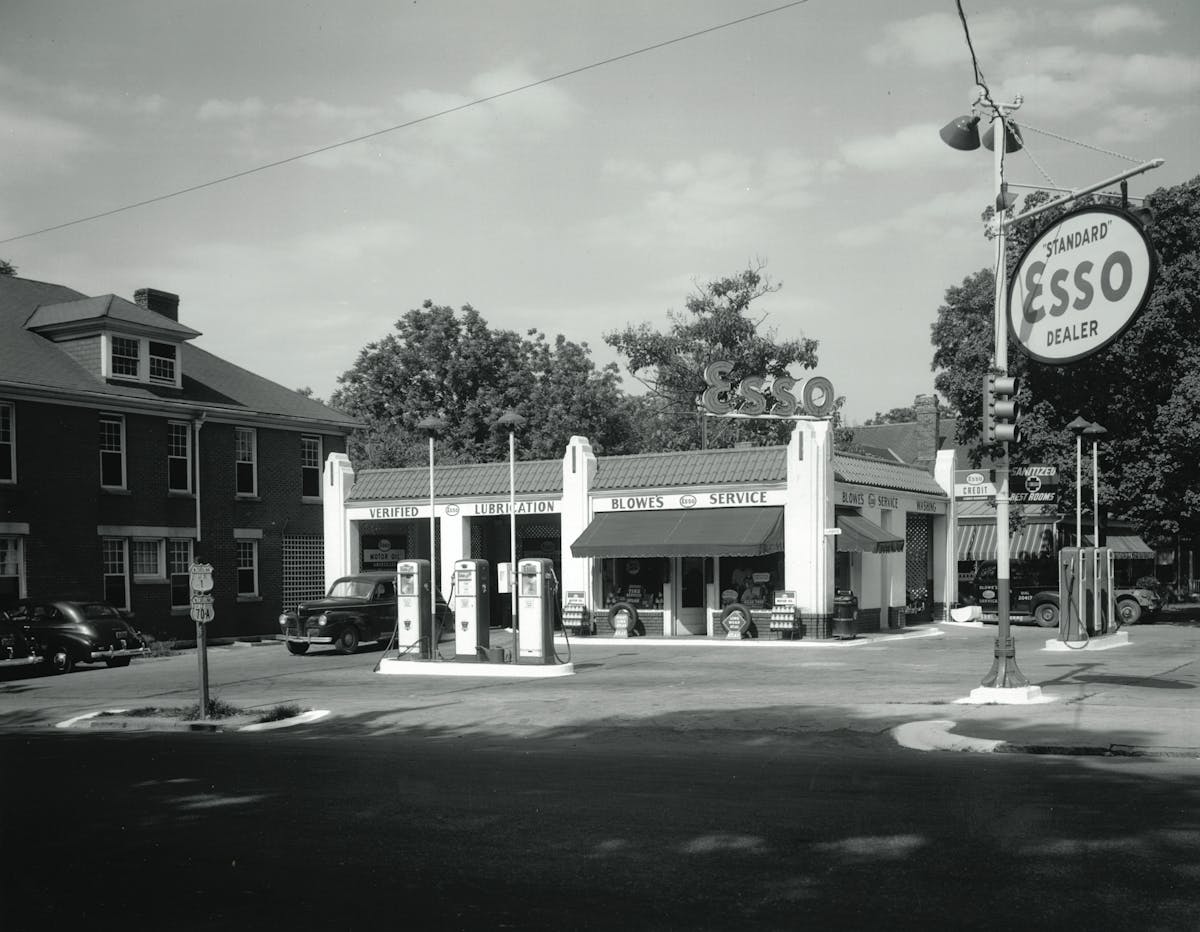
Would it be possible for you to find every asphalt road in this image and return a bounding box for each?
[2,728,1197,931]
[2,628,1200,930]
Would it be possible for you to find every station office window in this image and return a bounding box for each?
[99,415,126,489]
[0,402,14,483]
[168,421,192,493]
[235,427,257,496]
[301,435,321,499]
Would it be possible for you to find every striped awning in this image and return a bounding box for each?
[957,522,1056,561]
[1083,534,1155,558]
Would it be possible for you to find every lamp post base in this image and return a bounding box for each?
[981,635,1030,688]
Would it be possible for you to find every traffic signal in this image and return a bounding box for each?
[983,372,1021,445]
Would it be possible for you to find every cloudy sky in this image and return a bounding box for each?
[2,0,1197,424]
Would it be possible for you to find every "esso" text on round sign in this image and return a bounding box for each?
[1007,205,1156,365]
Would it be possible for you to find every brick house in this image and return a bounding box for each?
[0,275,359,639]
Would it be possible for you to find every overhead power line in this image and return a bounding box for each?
[2,1,811,245]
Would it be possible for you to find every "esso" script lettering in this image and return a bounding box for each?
[701,362,835,418]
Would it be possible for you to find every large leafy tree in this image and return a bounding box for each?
[931,174,1200,546]
[604,266,833,450]
[331,300,635,467]
[0,259,16,276]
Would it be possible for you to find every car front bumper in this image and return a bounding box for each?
[280,633,334,645]
[0,654,42,668]
[87,646,150,661]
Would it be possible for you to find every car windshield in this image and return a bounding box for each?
[327,580,376,599]
[81,603,122,619]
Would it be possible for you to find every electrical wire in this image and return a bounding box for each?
[954,0,994,110]
[0,0,812,246]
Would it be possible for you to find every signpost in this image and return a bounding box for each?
[188,563,213,718]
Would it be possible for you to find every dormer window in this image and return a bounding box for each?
[103,333,182,388]
[112,336,140,378]
[149,342,177,383]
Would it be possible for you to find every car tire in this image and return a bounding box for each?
[1117,599,1143,626]
[49,647,75,675]
[335,627,360,655]
[1033,602,1059,628]
[286,642,310,656]
[105,657,131,668]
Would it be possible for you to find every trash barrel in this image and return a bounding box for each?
[833,590,858,639]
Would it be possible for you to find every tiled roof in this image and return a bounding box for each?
[593,446,788,491]
[833,452,948,497]
[1,275,358,430]
[347,459,563,501]
[848,418,958,465]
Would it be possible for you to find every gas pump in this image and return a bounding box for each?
[517,558,556,664]
[452,559,491,660]
[1058,547,1115,643]
[396,559,434,660]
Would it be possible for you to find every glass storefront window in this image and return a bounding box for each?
[602,558,666,610]
[718,554,783,609]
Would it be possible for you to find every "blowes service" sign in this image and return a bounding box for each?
[1007,205,1157,365]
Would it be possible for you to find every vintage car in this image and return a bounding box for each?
[961,564,1161,628]
[278,572,453,656]
[0,609,43,671]
[9,599,149,674]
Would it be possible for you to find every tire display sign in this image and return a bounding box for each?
[1008,205,1157,365]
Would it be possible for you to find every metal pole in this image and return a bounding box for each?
[1076,434,1083,550]
[509,429,519,662]
[982,106,1028,690]
[196,619,209,719]
[1093,438,1101,632]
[1001,159,1164,230]
[428,434,437,640]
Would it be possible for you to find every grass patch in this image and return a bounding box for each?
[255,702,304,724]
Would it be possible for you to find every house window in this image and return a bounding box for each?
[235,427,257,496]
[149,342,176,384]
[99,415,126,489]
[301,435,321,499]
[237,540,259,597]
[111,336,141,379]
[168,539,193,609]
[0,402,14,483]
[168,421,192,493]
[0,536,23,608]
[132,539,164,580]
[102,538,129,609]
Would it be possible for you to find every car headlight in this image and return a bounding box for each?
[278,614,290,627]
[317,614,328,626]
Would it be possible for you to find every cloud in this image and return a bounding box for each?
[589,149,823,251]
[866,11,1021,69]
[832,188,985,248]
[0,100,93,173]
[838,123,951,172]
[1085,5,1165,38]
[197,97,267,121]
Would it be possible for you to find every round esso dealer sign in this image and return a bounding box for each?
[1008,205,1156,365]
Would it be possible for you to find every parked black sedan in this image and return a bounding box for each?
[8,600,149,674]
[0,609,43,671]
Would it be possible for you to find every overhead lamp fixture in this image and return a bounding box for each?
[939,114,982,151]
[981,120,1024,153]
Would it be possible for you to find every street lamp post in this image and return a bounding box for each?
[1085,421,1108,631]
[417,416,446,644]
[941,88,1032,691]
[493,410,526,662]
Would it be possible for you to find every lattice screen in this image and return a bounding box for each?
[282,534,325,611]
[905,514,933,606]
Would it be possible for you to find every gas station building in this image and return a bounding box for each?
[321,419,955,638]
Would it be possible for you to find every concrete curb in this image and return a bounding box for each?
[891,719,1200,759]
[53,707,329,733]
[553,628,942,648]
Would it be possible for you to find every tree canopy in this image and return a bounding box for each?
[931,173,1200,546]
[603,266,833,450]
[331,300,636,468]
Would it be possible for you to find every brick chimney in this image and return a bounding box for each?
[134,288,180,321]
[913,394,940,473]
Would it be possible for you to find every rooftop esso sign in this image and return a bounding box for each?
[700,361,835,418]
[1008,205,1157,365]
